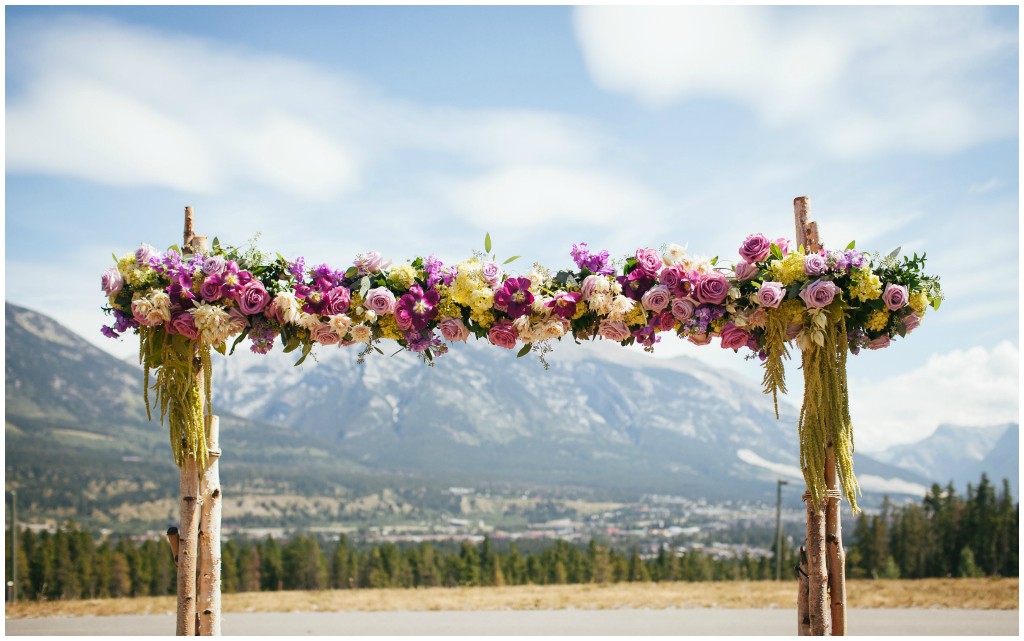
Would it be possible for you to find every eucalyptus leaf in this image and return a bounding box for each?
[294,343,313,366]
[566,275,579,288]
[484,232,492,253]
[503,255,521,265]
[228,328,250,355]
[516,344,531,358]
[359,276,371,298]
[769,244,783,260]
[345,266,359,279]
[845,240,856,250]
[886,246,901,260]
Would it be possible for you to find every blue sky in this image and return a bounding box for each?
[5,6,1019,451]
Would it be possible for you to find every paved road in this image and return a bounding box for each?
[6,609,1018,636]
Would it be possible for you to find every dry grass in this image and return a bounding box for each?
[5,578,1016,620]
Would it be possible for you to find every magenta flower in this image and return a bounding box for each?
[694,272,729,305]
[545,291,582,319]
[397,285,440,331]
[617,268,655,301]
[739,233,772,263]
[494,277,534,319]
[238,280,272,315]
[634,248,662,277]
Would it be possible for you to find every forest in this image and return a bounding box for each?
[5,474,1016,601]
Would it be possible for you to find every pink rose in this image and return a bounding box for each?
[323,286,351,315]
[804,253,828,276]
[364,287,397,316]
[659,265,681,289]
[688,333,712,346]
[867,334,891,350]
[734,261,758,281]
[694,272,729,305]
[488,320,518,349]
[719,322,750,351]
[903,313,921,333]
[654,311,676,331]
[739,233,772,263]
[101,267,123,296]
[581,275,605,300]
[354,250,391,275]
[312,322,340,345]
[774,238,791,256]
[757,281,786,308]
[395,307,413,331]
[799,280,838,309]
[439,317,469,342]
[641,285,671,313]
[671,298,695,322]
[882,283,909,311]
[634,248,662,277]
[238,281,271,315]
[203,256,226,275]
[481,261,503,286]
[786,323,801,340]
[200,275,224,302]
[135,243,159,266]
[169,313,199,340]
[598,319,631,342]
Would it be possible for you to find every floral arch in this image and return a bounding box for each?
[100,198,941,636]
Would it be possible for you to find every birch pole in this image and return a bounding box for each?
[794,196,834,635]
[198,415,223,636]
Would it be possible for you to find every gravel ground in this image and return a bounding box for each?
[5,608,1019,636]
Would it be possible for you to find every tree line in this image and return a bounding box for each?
[846,475,1018,579]
[6,474,1016,601]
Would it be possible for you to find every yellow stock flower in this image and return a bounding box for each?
[866,309,890,332]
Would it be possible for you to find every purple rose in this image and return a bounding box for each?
[719,322,750,351]
[354,250,391,275]
[641,285,671,313]
[659,265,681,289]
[581,275,606,300]
[439,317,469,342]
[238,280,272,315]
[867,334,891,350]
[734,261,758,281]
[200,274,224,302]
[364,287,397,316]
[488,320,518,349]
[323,286,351,315]
[757,281,786,308]
[598,319,631,342]
[882,283,909,311]
[694,272,729,305]
[169,313,199,341]
[634,248,662,277]
[203,256,226,276]
[804,253,828,276]
[774,238,791,256]
[101,267,123,296]
[135,243,159,266]
[654,311,676,331]
[904,313,921,333]
[799,280,839,309]
[739,233,772,263]
[481,261,503,287]
[670,298,695,322]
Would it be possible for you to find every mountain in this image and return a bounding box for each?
[6,301,940,532]
[875,423,1019,496]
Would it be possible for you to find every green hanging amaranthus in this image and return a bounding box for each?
[140,325,213,469]
[796,303,859,511]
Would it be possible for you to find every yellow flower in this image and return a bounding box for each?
[780,298,805,324]
[470,288,495,315]
[470,308,494,328]
[711,318,725,333]
[849,268,882,302]
[435,286,462,318]
[388,263,418,291]
[625,301,648,327]
[767,251,806,286]
[118,253,155,288]
[377,314,403,340]
[866,309,890,332]
[909,291,928,315]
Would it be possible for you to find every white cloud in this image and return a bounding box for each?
[850,342,1020,451]
[574,6,1016,158]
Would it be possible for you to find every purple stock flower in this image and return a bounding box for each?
[570,243,614,275]
[494,277,534,319]
[423,255,455,288]
[309,263,346,286]
[288,257,306,280]
[249,317,277,354]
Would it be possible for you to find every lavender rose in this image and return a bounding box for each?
[756,281,786,308]
[200,275,224,302]
[670,298,695,322]
[867,334,891,350]
[719,322,750,351]
[799,280,839,309]
[439,317,469,342]
[882,283,909,311]
[581,275,607,300]
[238,280,271,315]
[733,261,758,281]
[634,248,662,277]
[598,319,631,342]
[135,243,159,266]
[804,253,828,276]
[169,313,199,341]
[203,256,226,276]
[312,322,340,345]
[739,233,772,263]
[694,272,729,305]
[354,250,391,275]
[903,313,921,333]
[480,261,503,286]
[101,267,123,296]
[364,286,397,316]
[488,320,519,349]
[773,238,791,256]
[641,284,671,313]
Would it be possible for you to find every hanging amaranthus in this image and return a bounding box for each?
[797,303,859,511]
[140,326,213,469]
[760,307,790,419]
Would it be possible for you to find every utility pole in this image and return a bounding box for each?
[10,490,16,604]
[775,479,788,581]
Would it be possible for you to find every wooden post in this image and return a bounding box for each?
[198,415,222,636]
[794,195,843,635]
[797,546,810,636]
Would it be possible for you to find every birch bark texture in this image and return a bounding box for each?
[198,415,222,636]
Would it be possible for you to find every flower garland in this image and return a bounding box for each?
[101,234,941,508]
